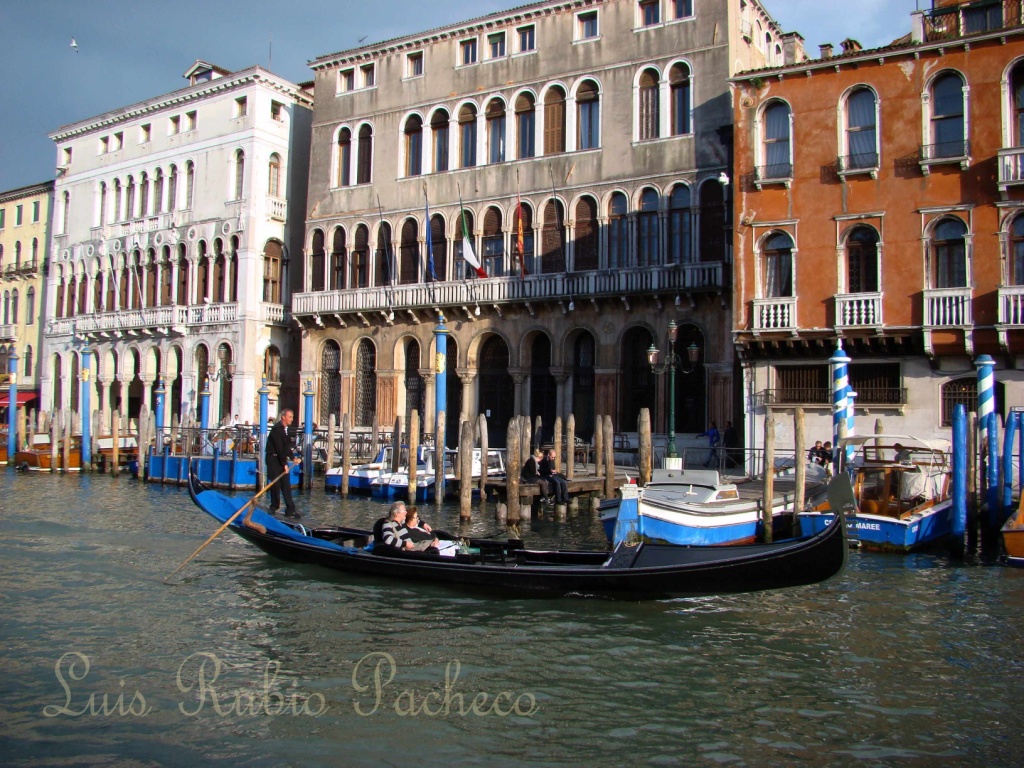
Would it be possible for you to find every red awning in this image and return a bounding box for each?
[0,391,38,407]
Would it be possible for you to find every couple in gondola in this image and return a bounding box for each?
[376,501,459,556]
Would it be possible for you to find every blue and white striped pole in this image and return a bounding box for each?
[830,344,851,473]
[975,354,996,451]
[845,389,857,465]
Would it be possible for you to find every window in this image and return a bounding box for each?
[98,182,107,225]
[668,184,692,264]
[62,146,72,166]
[459,104,477,168]
[0,209,4,229]
[340,69,355,92]
[357,124,373,184]
[330,226,346,290]
[639,0,660,27]
[637,188,660,266]
[762,232,794,297]
[846,226,879,293]
[929,73,966,159]
[639,69,660,141]
[113,131,124,150]
[263,240,283,303]
[516,94,536,159]
[670,63,691,135]
[482,207,505,277]
[1012,61,1024,146]
[431,110,450,172]
[842,88,879,171]
[673,0,693,19]
[168,165,178,211]
[100,136,109,153]
[574,197,598,271]
[139,172,149,216]
[699,181,725,262]
[930,218,968,288]
[407,52,423,78]
[541,199,566,274]
[360,64,375,88]
[311,230,326,291]
[608,192,629,268]
[337,128,352,186]
[271,100,284,121]
[1011,215,1024,286]
[577,11,599,40]
[234,97,247,118]
[353,224,370,287]
[234,150,245,200]
[186,111,197,131]
[140,123,151,142]
[405,115,423,176]
[760,101,792,181]
[460,38,478,66]
[268,153,282,197]
[487,32,506,59]
[170,115,180,135]
[544,87,566,154]
[26,289,34,323]
[517,25,535,53]
[576,80,600,150]
[185,162,195,208]
[486,99,505,164]
[15,204,23,226]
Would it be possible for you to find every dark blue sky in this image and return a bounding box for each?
[0,0,919,192]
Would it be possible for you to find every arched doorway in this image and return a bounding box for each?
[478,335,514,447]
[674,323,706,433]
[354,339,377,428]
[620,327,655,432]
[444,337,462,449]
[320,341,341,423]
[572,332,596,441]
[529,334,556,445]
[404,339,424,434]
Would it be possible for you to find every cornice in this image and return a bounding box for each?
[0,180,55,204]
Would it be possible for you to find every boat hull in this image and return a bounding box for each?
[13,448,82,472]
[798,501,953,553]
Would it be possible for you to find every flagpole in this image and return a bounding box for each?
[376,195,394,319]
[549,166,572,310]
[516,168,526,279]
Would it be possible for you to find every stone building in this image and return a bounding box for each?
[731,0,1024,452]
[42,61,312,426]
[296,0,784,450]
[0,180,53,411]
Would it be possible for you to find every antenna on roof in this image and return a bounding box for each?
[268,34,272,69]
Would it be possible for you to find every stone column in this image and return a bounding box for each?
[551,367,569,425]
[509,368,526,418]
[457,370,477,424]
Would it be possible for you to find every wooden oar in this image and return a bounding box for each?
[164,465,293,583]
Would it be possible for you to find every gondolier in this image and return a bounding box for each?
[266,409,301,518]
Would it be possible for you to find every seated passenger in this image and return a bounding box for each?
[379,501,416,551]
[521,448,553,503]
[407,507,459,556]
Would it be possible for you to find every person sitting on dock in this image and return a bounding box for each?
[540,449,569,505]
[522,448,553,504]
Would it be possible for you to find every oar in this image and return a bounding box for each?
[164,465,293,583]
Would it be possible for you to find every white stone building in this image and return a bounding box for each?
[43,61,312,427]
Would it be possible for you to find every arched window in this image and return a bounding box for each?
[404,115,423,176]
[431,110,450,172]
[575,197,599,271]
[399,219,419,284]
[668,184,692,264]
[196,243,209,305]
[125,177,136,220]
[337,128,352,186]
[139,171,149,216]
[26,287,35,323]
[486,99,506,164]
[263,240,283,303]
[930,73,966,159]
[357,124,373,184]
[1011,61,1024,147]
[311,229,326,292]
[670,63,691,135]
[161,246,173,305]
[10,289,18,323]
[844,87,878,170]
[459,104,477,168]
[608,192,629,269]
[114,180,123,222]
[541,199,565,274]
[353,224,370,288]
[331,226,347,290]
[482,207,504,276]
[176,245,189,305]
[98,181,107,226]
[931,218,968,289]
[454,209,475,279]
[268,153,282,197]
[762,232,794,297]
[846,226,879,293]
[264,345,281,383]
[639,69,660,141]
[23,345,32,378]
[234,150,245,200]
[544,86,566,154]
[167,165,178,211]
[621,327,656,433]
[320,341,341,423]
[354,339,377,428]
[577,80,600,150]
[761,101,792,179]
[375,222,393,286]
[404,339,424,432]
[637,188,660,266]
[185,162,195,208]
[429,214,447,281]
[698,180,725,263]
[515,94,536,159]
[2,292,9,324]
[153,169,164,213]
[1011,215,1024,286]
[146,249,159,306]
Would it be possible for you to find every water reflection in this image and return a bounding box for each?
[1,469,1022,767]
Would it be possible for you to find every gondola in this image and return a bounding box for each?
[187,471,848,600]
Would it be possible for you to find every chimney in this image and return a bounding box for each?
[781,32,807,66]
[840,38,863,54]
[819,43,833,59]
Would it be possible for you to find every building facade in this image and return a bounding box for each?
[296,0,785,449]
[731,0,1024,452]
[43,62,312,426]
[0,181,53,410]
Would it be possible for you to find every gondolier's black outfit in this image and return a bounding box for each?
[266,414,299,517]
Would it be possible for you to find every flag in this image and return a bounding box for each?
[424,186,437,281]
[515,195,527,278]
[458,194,488,279]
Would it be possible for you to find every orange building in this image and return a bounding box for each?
[731,0,1024,452]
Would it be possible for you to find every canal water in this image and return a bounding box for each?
[1,469,1021,767]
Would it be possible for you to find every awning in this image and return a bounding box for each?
[0,391,38,407]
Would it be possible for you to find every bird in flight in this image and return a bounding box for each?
[70,37,78,52]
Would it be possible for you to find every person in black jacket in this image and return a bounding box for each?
[266,409,301,518]
[521,448,552,503]
[539,449,569,505]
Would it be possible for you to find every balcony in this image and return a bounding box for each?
[919,140,971,174]
[836,152,879,179]
[0,323,15,341]
[267,196,287,221]
[999,285,1024,325]
[753,163,793,189]
[835,292,882,329]
[760,387,908,408]
[923,0,1023,42]
[45,302,239,340]
[923,287,972,327]
[752,296,797,332]
[998,147,1024,195]
[292,263,724,319]
[262,303,287,324]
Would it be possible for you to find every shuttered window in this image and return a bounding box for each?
[544,87,565,154]
[574,197,598,271]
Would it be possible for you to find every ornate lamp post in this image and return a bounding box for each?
[647,320,700,460]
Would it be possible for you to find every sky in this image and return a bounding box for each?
[0,0,922,192]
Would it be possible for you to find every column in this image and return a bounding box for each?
[457,370,476,424]
[509,369,526,418]
[551,368,569,425]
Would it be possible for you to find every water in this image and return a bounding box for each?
[1,470,1022,767]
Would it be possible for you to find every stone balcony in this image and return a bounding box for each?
[835,292,883,330]
[45,302,240,341]
[292,262,724,322]
[751,296,797,333]
[0,323,15,341]
[998,147,1024,197]
[923,287,972,327]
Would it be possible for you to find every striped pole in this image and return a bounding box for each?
[829,344,851,473]
[975,354,996,448]
[845,389,857,464]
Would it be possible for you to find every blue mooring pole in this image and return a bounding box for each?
[7,351,20,460]
[258,379,269,491]
[986,412,1000,534]
[303,379,315,489]
[950,404,967,559]
[1001,411,1019,526]
[434,313,448,500]
[81,349,92,469]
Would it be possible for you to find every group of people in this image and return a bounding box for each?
[808,440,834,467]
[374,500,459,556]
[520,447,570,505]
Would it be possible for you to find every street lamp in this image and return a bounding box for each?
[647,320,700,459]
[208,346,236,382]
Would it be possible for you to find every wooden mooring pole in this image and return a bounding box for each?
[762,413,775,543]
